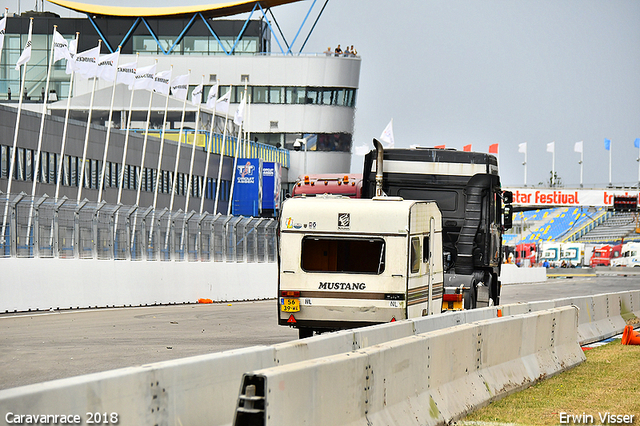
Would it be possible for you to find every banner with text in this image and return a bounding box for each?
[504,188,640,207]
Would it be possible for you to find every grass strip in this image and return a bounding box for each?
[460,339,640,426]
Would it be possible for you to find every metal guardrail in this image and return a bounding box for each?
[0,192,277,263]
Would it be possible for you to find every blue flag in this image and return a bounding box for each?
[635,138,640,149]
[604,138,611,151]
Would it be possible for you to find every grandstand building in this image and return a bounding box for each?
[0,0,360,213]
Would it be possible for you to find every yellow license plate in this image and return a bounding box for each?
[442,300,463,311]
[280,298,300,312]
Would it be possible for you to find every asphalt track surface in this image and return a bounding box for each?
[1,275,638,390]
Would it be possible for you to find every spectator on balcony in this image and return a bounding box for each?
[334,44,342,57]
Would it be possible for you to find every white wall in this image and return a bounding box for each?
[0,258,277,313]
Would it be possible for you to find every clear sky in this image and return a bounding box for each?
[6,0,640,188]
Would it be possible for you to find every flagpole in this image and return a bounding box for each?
[152,65,173,210]
[149,66,173,257]
[135,59,158,208]
[246,93,252,158]
[77,40,102,203]
[2,17,33,242]
[184,75,204,214]
[168,70,191,216]
[579,143,584,188]
[609,141,612,186]
[27,24,57,241]
[552,141,555,187]
[55,32,79,201]
[117,53,139,205]
[213,88,231,215]
[227,88,247,216]
[200,83,218,215]
[523,147,527,187]
[165,70,191,255]
[98,46,121,203]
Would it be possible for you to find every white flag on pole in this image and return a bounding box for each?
[206,82,219,109]
[53,30,71,63]
[234,93,246,126]
[518,142,527,153]
[215,89,231,114]
[65,38,77,75]
[153,69,171,95]
[574,141,583,153]
[191,83,203,106]
[170,74,189,100]
[379,119,394,148]
[73,44,100,79]
[354,144,370,156]
[0,13,7,58]
[96,50,120,82]
[133,63,157,90]
[546,141,555,153]
[116,60,137,87]
[15,19,33,70]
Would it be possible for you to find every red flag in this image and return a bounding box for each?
[489,143,498,154]
[463,144,472,152]
[434,145,446,149]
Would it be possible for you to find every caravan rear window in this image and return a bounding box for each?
[301,237,385,274]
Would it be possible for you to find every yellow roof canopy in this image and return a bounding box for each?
[46,0,302,18]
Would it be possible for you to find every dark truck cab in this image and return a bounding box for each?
[362,145,512,309]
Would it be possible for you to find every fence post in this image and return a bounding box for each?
[92,201,106,260]
[125,205,137,261]
[140,206,153,261]
[9,193,26,258]
[155,208,168,261]
[197,212,209,262]
[53,196,67,259]
[252,218,264,263]
[73,199,88,260]
[33,195,48,258]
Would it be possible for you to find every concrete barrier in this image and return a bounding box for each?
[0,258,277,313]
[1,291,638,426]
[500,263,547,284]
[233,307,584,426]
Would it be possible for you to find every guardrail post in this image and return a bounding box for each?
[33,195,48,258]
[222,215,233,262]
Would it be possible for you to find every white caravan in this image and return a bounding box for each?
[560,243,586,267]
[278,196,444,338]
[540,242,562,267]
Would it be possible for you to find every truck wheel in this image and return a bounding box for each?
[298,328,314,339]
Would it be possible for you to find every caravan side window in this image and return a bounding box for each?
[410,237,421,273]
[423,236,430,262]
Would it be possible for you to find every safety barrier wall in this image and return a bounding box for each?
[1,291,638,426]
[0,258,277,313]
[500,263,547,284]
[234,307,585,426]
